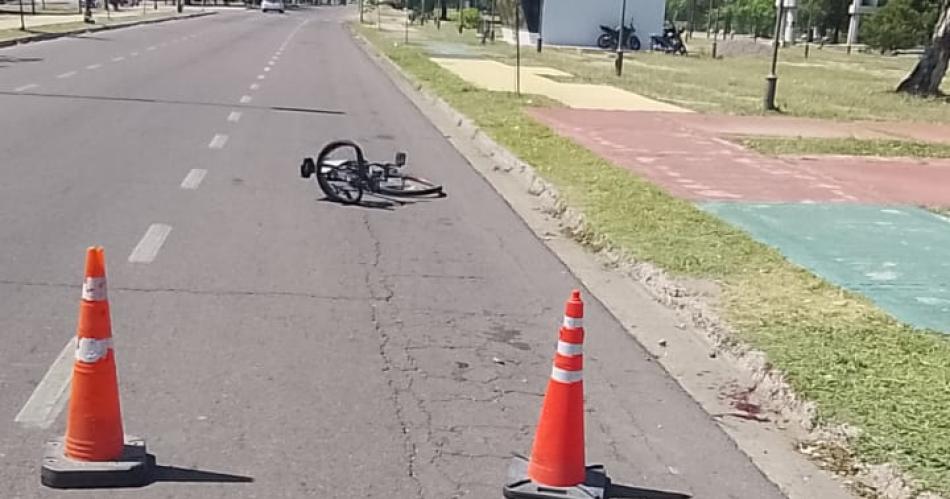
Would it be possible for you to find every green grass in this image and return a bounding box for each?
[383,17,950,123]
[359,24,950,495]
[743,137,950,158]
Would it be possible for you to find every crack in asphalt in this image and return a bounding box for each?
[361,213,425,499]
[0,279,373,302]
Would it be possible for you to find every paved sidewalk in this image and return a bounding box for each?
[432,57,690,112]
[0,5,180,31]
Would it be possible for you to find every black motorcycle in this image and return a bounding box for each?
[596,22,641,51]
[650,22,687,55]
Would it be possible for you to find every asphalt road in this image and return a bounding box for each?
[0,7,787,498]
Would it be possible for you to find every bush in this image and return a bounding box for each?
[864,0,936,52]
[460,7,480,29]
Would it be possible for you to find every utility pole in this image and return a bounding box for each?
[711,0,720,58]
[615,0,627,76]
[177,0,182,13]
[536,0,543,53]
[19,0,25,30]
[359,0,363,22]
[515,0,520,95]
[764,0,784,110]
[457,0,462,34]
[489,0,494,41]
[687,0,694,40]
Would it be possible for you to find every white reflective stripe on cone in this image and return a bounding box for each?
[81,277,107,302]
[75,338,113,363]
[557,340,583,357]
[562,316,583,329]
[550,366,583,384]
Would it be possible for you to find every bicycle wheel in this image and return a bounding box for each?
[376,174,444,197]
[316,141,365,204]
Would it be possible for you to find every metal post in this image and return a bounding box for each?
[30,0,35,16]
[536,0,543,52]
[154,0,158,9]
[404,3,409,43]
[377,0,381,29]
[515,1,520,95]
[359,0,363,22]
[489,0,494,41]
[177,0,182,13]
[711,0,719,58]
[615,0,627,76]
[687,0,694,40]
[19,0,25,30]
[764,1,784,111]
[457,0,462,34]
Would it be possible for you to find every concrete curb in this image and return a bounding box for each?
[0,10,216,48]
[346,26,943,499]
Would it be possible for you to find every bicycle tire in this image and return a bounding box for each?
[316,140,365,205]
[376,174,444,197]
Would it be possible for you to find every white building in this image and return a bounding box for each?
[504,0,667,49]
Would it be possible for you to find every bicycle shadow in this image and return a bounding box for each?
[317,192,446,211]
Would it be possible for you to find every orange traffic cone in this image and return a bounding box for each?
[504,290,610,499]
[65,246,124,461]
[41,247,150,489]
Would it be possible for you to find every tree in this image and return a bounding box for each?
[865,0,938,52]
[726,0,773,37]
[897,0,950,95]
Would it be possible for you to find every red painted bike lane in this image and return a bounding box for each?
[530,108,950,206]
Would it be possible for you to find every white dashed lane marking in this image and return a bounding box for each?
[240,95,252,104]
[14,83,38,92]
[57,71,77,79]
[180,169,207,190]
[86,64,102,70]
[208,134,229,149]
[13,338,75,429]
[128,224,172,264]
[227,111,242,122]
[112,56,125,62]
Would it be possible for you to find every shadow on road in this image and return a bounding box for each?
[0,56,44,64]
[147,454,253,485]
[608,482,691,498]
[317,194,440,211]
[317,191,446,211]
[0,90,346,116]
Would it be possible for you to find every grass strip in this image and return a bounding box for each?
[359,24,950,494]
[743,137,950,159]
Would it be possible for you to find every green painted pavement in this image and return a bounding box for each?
[702,203,950,333]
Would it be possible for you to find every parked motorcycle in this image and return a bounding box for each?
[596,22,641,51]
[650,22,688,55]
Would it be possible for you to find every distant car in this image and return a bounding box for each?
[261,0,284,13]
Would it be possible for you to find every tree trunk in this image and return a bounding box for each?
[440,0,447,19]
[897,0,950,96]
